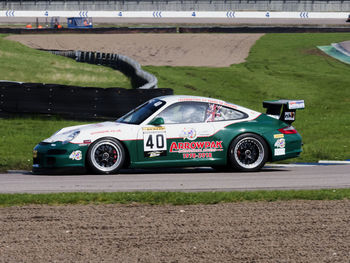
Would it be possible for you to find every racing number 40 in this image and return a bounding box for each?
[146,134,164,149]
[144,133,166,151]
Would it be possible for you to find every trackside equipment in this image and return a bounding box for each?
[67,17,93,28]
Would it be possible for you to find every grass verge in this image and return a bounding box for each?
[0,34,131,88]
[145,33,350,162]
[1,33,350,171]
[0,117,88,171]
[0,189,349,207]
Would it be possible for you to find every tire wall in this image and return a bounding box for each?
[0,50,173,120]
[0,81,172,120]
[72,50,158,90]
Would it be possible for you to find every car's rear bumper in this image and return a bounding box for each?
[270,133,303,162]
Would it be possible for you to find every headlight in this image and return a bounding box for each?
[62,130,80,144]
[43,130,80,144]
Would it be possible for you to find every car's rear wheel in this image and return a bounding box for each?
[87,137,125,174]
[228,133,268,172]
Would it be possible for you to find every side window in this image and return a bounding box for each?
[157,102,208,124]
[206,104,247,122]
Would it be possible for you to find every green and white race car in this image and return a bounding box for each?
[33,95,305,174]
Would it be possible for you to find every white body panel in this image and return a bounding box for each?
[43,95,261,146]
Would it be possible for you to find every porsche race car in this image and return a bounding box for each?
[33,95,305,174]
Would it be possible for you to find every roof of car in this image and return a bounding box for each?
[157,95,232,106]
[155,95,262,118]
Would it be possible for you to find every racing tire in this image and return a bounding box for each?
[87,137,125,174]
[228,133,268,172]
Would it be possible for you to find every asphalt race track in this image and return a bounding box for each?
[0,165,349,193]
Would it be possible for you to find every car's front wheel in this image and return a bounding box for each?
[87,137,125,174]
[228,133,268,172]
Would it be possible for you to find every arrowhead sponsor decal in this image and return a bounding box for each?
[170,140,223,153]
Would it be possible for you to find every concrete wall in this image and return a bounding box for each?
[1,0,350,12]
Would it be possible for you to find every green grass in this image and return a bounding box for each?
[145,33,350,162]
[0,189,349,207]
[1,33,350,171]
[0,117,88,171]
[0,34,131,88]
[0,34,130,171]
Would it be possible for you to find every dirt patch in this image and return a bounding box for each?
[6,33,264,67]
[1,200,350,262]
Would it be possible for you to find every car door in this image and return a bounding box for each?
[135,101,226,167]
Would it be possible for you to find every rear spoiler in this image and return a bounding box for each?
[263,100,305,125]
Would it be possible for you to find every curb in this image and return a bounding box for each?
[318,160,350,165]
[267,161,350,168]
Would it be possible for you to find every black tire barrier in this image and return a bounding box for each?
[0,81,173,120]
[45,49,158,89]
[0,45,169,120]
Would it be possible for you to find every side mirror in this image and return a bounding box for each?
[149,117,164,126]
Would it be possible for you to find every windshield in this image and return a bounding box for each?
[116,99,166,125]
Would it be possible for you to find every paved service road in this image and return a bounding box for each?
[0,165,349,193]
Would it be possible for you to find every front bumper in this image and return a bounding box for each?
[33,141,88,174]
